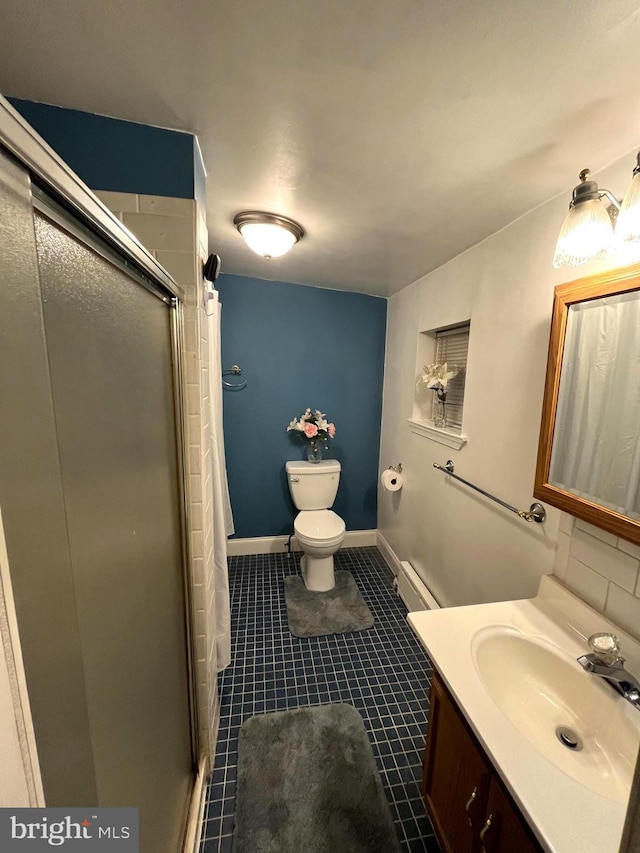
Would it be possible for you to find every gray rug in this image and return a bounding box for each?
[284,571,374,637]
[233,704,400,853]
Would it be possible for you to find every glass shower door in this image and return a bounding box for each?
[33,207,194,852]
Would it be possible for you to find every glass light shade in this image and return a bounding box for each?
[238,222,298,259]
[553,199,614,268]
[616,171,640,244]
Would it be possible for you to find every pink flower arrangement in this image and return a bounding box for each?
[287,408,336,445]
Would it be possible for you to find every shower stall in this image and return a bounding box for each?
[0,103,198,852]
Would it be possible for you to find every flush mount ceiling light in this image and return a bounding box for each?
[233,212,304,260]
[553,153,640,268]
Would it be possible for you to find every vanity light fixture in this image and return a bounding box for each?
[553,169,619,268]
[553,152,640,268]
[616,152,640,244]
[233,211,304,260]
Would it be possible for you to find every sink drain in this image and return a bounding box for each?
[556,726,583,750]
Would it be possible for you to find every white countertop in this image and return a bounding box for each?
[408,575,640,853]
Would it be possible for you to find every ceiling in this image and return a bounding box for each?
[2,1,640,297]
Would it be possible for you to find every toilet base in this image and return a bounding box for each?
[301,553,336,592]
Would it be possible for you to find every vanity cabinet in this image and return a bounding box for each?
[423,672,542,853]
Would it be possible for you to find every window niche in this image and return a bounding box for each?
[408,322,470,450]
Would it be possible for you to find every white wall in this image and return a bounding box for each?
[379,146,640,610]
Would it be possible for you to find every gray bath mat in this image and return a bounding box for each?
[284,570,374,637]
[233,704,400,853]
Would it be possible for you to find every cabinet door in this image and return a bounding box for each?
[478,778,541,853]
[423,675,491,853]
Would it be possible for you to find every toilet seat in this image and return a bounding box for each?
[294,510,345,544]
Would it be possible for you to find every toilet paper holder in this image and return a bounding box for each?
[388,463,403,474]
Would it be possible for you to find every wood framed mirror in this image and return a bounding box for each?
[534,262,640,545]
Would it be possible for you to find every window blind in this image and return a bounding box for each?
[433,324,469,431]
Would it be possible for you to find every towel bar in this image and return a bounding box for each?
[433,460,546,523]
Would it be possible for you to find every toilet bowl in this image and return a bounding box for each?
[285,460,345,592]
[294,509,346,592]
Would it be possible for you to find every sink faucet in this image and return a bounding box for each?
[578,632,640,710]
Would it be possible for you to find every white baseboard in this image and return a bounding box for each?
[227,529,377,557]
[376,531,403,577]
[342,529,378,548]
[227,535,288,556]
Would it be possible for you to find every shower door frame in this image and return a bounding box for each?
[0,96,200,773]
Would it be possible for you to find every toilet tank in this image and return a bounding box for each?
[286,460,341,510]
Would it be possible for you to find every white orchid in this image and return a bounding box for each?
[420,362,459,392]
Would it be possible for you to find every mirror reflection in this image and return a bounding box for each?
[550,289,640,518]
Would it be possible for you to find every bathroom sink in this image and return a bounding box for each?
[409,578,640,852]
[472,627,638,802]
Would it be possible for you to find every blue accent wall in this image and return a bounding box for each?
[217,274,387,538]
[9,98,195,198]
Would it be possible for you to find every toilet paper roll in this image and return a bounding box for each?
[381,469,403,492]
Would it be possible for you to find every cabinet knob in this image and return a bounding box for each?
[479,813,494,853]
[465,786,478,827]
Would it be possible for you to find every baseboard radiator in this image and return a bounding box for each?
[395,561,440,611]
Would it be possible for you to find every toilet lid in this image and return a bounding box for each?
[294,510,345,539]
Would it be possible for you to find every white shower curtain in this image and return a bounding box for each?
[549,290,640,517]
[206,288,234,671]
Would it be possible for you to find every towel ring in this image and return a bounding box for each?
[222,364,247,391]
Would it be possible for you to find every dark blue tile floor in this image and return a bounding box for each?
[200,546,440,852]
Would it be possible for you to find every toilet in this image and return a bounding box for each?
[286,459,346,592]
